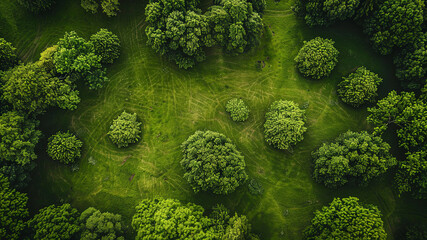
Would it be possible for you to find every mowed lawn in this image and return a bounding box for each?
[1,0,426,239]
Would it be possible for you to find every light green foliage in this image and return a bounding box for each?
[90,29,121,64]
[181,130,248,194]
[264,100,307,150]
[108,111,142,148]
[226,98,250,122]
[294,37,339,79]
[395,150,427,199]
[364,0,424,55]
[312,131,396,188]
[29,204,80,240]
[81,0,120,16]
[17,0,55,13]
[0,174,29,240]
[38,45,59,73]
[79,207,125,240]
[47,131,83,164]
[304,197,387,239]
[81,0,99,13]
[0,38,18,71]
[337,66,382,107]
[0,111,41,166]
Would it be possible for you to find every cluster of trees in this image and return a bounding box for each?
[81,0,120,17]
[225,98,250,122]
[108,111,142,148]
[145,0,264,68]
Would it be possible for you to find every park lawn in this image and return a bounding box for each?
[1,0,426,239]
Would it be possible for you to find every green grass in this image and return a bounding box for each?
[1,0,426,239]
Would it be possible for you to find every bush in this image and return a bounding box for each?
[90,28,121,64]
[108,111,142,148]
[264,100,307,150]
[337,66,382,107]
[294,37,339,79]
[17,0,55,13]
[312,131,396,188]
[226,98,250,122]
[304,197,387,239]
[0,38,18,71]
[181,130,248,194]
[47,131,83,164]
[80,207,125,240]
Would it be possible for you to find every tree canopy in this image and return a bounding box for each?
[47,131,83,164]
[0,38,18,71]
[81,0,120,17]
[304,197,387,239]
[294,37,339,79]
[396,150,427,199]
[79,207,125,240]
[17,0,56,13]
[181,130,248,194]
[90,28,121,64]
[108,111,142,148]
[264,100,307,150]
[226,98,250,122]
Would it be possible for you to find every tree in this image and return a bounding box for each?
[47,131,83,164]
[304,197,387,239]
[312,131,396,188]
[294,37,339,79]
[264,100,307,150]
[247,0,266,14]
[108,111,142,148]
[79,207,125,240]
[226,98,250,122]
[0,161,35,189]
[405,225,427,240]
[364,0,424,55]
[0,174,29,240]
[17,0,56,13]
[181,130,248,194]
[0,38,18,71]
[29,204,80,240]
[81,0,120,17]
[395,150,427,199]
[337,66,382,107]
[90,28,121,64]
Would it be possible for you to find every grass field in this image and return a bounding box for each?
[1,0,426,239]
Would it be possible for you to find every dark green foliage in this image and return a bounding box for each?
[90,28,121,64]
[248,0,266,13]
[312,130,396,188]
[79,207,125,240]
[405,225,427,240]
[226,98,250,122]
[17,0,55,13]
[264,100,307,150]
[395,150,427,199]
[108,111,142,148]
[337,66,382,107]
[364,0,424,55]
[0,174,29,240]
[47,131,83,164]
[81,0,120,16]
[0,161,35,189]
[181,130,248,194]
[29,204,81,240]
[0,38,18,71]
[294,37,339,79]
[304,197,387,239]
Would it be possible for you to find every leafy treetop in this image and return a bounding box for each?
[47,131,83,164]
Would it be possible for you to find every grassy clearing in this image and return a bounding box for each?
[1,0,426,239]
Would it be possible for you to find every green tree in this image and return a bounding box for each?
[29,204,81,240]
[304,197,387,239]
[294,37,339,79]
[90,28,121,64]
[0,161,35,189]
[226,98,250,122]
[337,66,382,107]
[312,130,396,188]
[79,207,125,240]
[0,174,29,240]
[395,150,427,199]
[364,0,424,55]
[264,100,307,150]
[181,130,248,194]
[81,0,120,16]
[108,111,142,148]
[248,0,266,13]
[47,131,83,164]
[405,225,427,240]
[17,0,56,13]
[0,38,18,71]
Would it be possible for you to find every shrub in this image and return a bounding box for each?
[47,131,83,164]
[226,98,250,122]
[294,37,339,79]
[264,100,307,150]
[337,66,382,107]
[0,38,18,71]
[108,111,142,148]
[90,28,121,64]
[181,130,248,194]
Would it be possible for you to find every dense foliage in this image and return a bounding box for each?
[47,131,83,164]
[405,225,427,240]
[0,38,18,71]
[181,130,248,194]
[81,0,120,16]
[312,130,396,188]
[264,100,307,150]
[304,197,387,239]
[29,204,81,240]
[108,111,142,148]
[396,150,427,199]
[90,28,121,64]
[79,207,125,240]
[225,98,250,122]
[17,0,56,13]
[0,174,29,240]
[337,66,382,107]
[294,37,339,79]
